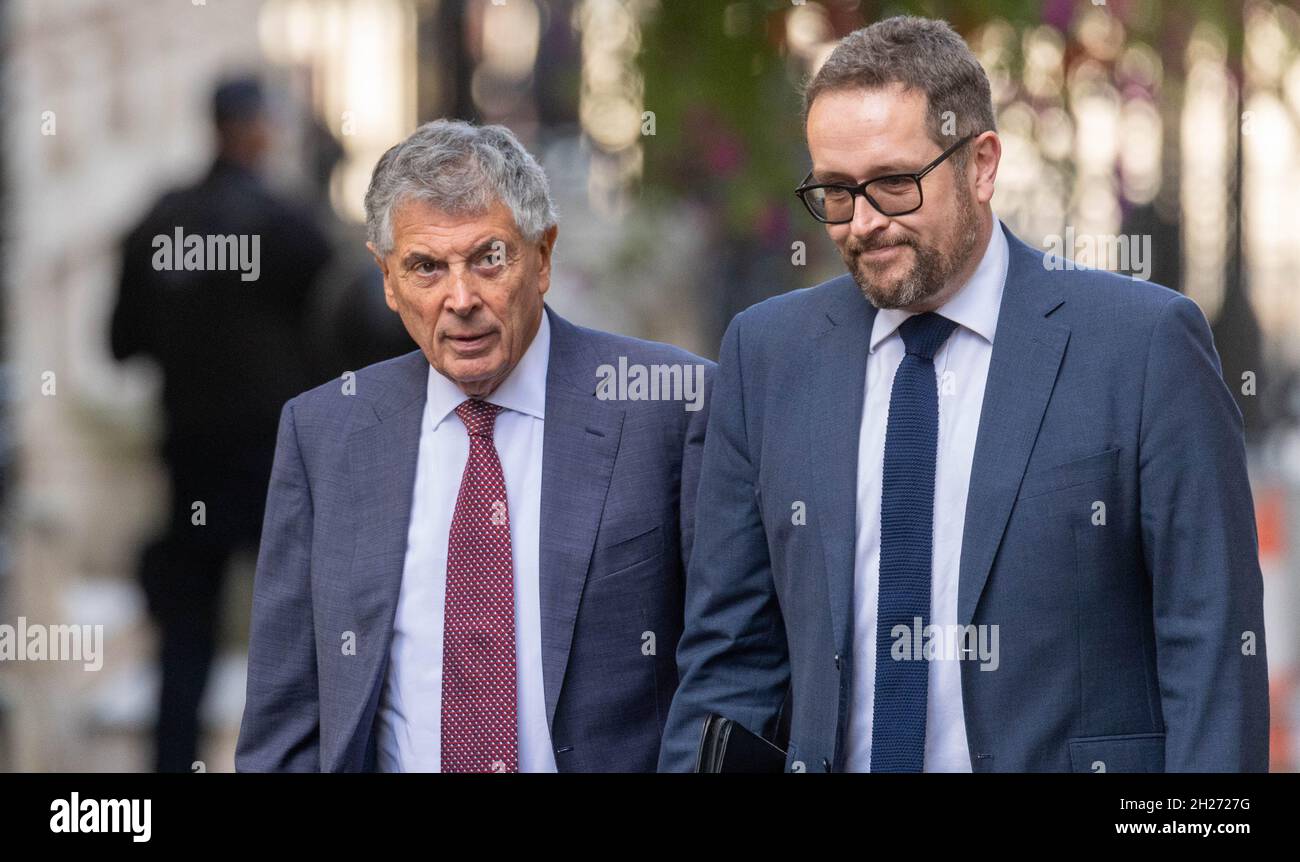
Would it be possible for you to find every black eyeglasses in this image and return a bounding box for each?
[795,134,976,223]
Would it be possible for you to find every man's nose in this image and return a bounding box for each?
[847,192,891,238]
[446,270,482,315]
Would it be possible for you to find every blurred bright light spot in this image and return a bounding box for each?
[1181,23,1232,321]
[973,18,1015,67]
[260,0,416,224]
[999,102,1036,139]
[1079,181,1120,231]
[1120,98,1162,205]
[482,0,541,83]
[580,94,642,151]
[1284,57,1300,117]
[1247,2,1289,87]
[259,0,320,65]
[577,0,648,215]
[1022,25,1064,100]
[1117,42,1162,91]
[579,0,639,52]
[1186,21,1228,65]
[1037,106,1074,162]
[1073,88,1120,171]
[1076,5,1125,62]
[973,19,1017,107]
[1243,2,1300,358]
[786,3,832,60]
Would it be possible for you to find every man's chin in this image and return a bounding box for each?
[851,271,909,309]
[850,261,947,310]
[437,358,507,395]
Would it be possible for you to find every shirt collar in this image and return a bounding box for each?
[868,217,1009,354]
[425,310,551,430]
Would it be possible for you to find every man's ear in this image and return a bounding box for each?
[536,224,559,296]
[366,241,388,276]
[971,131,1001,206]
[367,241,399,312]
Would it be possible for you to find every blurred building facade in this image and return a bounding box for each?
[1,0,268,771]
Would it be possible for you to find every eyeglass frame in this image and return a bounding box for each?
[794,133,978,223]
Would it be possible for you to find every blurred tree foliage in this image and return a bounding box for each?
[638,1,1027,232]
[637,0,1262,409]
[638,0,1248,229]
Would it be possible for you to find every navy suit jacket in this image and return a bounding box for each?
[236,304,714,771]
[659,220,1269,772]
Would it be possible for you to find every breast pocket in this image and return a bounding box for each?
[589,523,664,583]
[1017,447,1121,502]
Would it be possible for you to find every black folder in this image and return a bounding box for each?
[693,714,788,773]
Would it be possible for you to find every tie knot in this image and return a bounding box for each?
[898,312,958,360]
[455,398,501,438]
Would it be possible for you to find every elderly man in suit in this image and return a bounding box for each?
[660,16,1268,773]
[237,120,713,772]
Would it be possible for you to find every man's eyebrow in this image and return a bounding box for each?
[467,238,508,258]
[399,238,509,269]
[400,250,439,269]
[813,163,914,183]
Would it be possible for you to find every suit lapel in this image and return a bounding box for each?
[957,222,1069,626]
[807,277,876,656]
[538,306,625,729]
[330,350,428,771]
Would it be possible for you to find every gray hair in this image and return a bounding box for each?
[802,16,995,170]
[364,119,558,256]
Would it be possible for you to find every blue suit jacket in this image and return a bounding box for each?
[659,221,1269,772]
[236,305,714,772]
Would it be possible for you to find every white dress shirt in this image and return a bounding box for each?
[376,313,557,772]
[843,220,1009,772]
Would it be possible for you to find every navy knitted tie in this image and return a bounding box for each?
[870,311,959,772]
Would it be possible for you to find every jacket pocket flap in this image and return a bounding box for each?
[590,524,664,581]
[1018,447,1120,500]
[1068,732,1165,773]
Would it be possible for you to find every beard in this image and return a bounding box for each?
[840,189,982,310]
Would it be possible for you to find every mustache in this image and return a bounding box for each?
[845,237,914,255]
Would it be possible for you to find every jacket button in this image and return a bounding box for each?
[822,758,831,772]
[833,654,841,670]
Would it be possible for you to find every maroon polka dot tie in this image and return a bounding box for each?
[441,398,518,773]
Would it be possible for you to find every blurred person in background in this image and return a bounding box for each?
[109,76,332,772]
[302,115,415,379]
